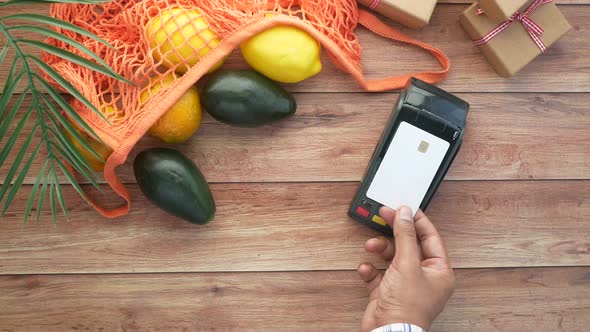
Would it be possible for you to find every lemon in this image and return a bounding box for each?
[101,105,124,123]
[240,25,322,83]
[64,108,115,172]
[146,7,224,74]
[141,73,202,144]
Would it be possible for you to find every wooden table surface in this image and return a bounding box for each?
[1,1,589,331]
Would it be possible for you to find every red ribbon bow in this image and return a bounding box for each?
[474,0,552,52]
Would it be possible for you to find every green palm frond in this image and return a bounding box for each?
[0,0,109,8]
[0,0,127,223]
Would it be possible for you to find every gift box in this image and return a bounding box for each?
[460,1,571,77]
[478,0,536,22]
[357,0,437,29]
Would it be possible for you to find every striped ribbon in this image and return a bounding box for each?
[369,0,380,10]
[474,0,552,52]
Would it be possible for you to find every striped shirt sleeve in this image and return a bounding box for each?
[371,323,426,332]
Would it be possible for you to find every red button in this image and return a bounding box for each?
[356,206,370,218]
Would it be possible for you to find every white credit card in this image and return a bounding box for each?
[367,121,450,216]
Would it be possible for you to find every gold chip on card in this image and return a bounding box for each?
[418,140,430,153]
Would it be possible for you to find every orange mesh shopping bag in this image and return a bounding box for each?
[43,0,450,218]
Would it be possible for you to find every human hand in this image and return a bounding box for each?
[358,206,455,331]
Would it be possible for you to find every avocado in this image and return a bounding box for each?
[202,70,297,127]
[133,147,215,225]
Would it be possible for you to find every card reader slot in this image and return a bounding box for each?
[405,78,469,130]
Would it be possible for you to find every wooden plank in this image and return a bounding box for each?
[1,5,588,93]
[3,92,589,185]
[1,181,588,274]
[0,267,588,331]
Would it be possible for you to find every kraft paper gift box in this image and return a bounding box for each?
[478,0,536,22]
[460,1,571,77]
[357,0,437,29]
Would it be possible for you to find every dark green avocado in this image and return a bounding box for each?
[133,147,215,225]
[202,70,297,127]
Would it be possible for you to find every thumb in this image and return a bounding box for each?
[393,206,420,269]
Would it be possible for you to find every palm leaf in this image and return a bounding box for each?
[0,57,22,111]
[19,39,126,81]
[46,125,102,191]
[48,169,57,223]
[7,25,113,70]
[44,110,100,177]
[0,43,9,66]
[41,101,103,192]
[0,123,38,203]
[40,92,106,162]
[46,127,102,192]
[1,140,42,215]
[52,169,69,221]
[28,58,109,123]
[18,38,126,81]
[0,14,115,50]
[55,157,90,206]
[0,102,34,168]
[51,142,102,192]
[36,170,49,223]
[0,0,109,8]
[0,92,28,146]
[34,76,108,141]
[0,3,128,223]
[0,63,25,120]
[24,160,48,223]
[0,69,26,118]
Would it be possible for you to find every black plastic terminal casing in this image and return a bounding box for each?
[348,78,470,235]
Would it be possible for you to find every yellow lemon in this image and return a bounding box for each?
[101,105,125,124]
[64,108,115,172]
[146,7,224,74]
[141,73,202,144]
[240,25,322,83]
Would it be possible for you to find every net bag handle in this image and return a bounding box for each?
[355,8,451,91]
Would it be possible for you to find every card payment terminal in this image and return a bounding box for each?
[349,78,470,235]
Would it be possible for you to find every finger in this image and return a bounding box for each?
[358,263,379,282]
[357,263,383,299]
[392,206,421,269]
[365,236,396,261]
[378,206,414,257]
[414,210,450,263]
[378,206,396,228]
[415,209,427,220]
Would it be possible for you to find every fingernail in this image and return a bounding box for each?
[399,206,413,223]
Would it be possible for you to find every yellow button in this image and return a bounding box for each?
[372,215,387,226]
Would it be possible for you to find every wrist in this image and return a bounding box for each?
[373,305,432,331]
[371,323,426,332]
